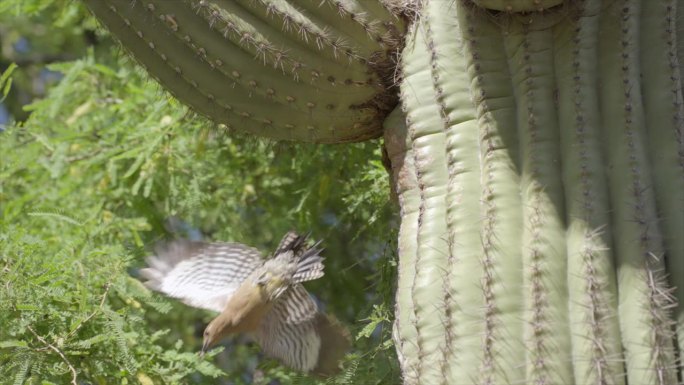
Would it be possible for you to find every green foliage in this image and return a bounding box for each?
[0,222,226,384]
[0,7,399,384]
[0,0,98,121]
[0,63,17,102]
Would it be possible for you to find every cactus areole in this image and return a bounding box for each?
[87,0,684,384]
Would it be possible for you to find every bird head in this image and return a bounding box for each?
[200,315,234,356]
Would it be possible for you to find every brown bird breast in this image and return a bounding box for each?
[218,280,274,335]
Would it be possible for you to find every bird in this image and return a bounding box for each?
[139,231,350,376]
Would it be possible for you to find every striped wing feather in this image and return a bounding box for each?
[273,231,301,256]
[255,284,321,372]
[140,240,264,312]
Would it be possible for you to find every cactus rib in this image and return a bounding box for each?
[599,1,678,383]
[554,1,625,384]
[503,20,573,385]
[640,0,684,360]
[398,12,451,382]
[457,4,526,384]
[385,106,421,383]
[421,0,485,383]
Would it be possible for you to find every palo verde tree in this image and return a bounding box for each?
[82,0,684,384]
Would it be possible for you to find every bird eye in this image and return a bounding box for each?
[203,330,209,337]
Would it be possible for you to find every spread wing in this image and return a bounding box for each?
[254,284,321,372]
[255,285,350,374]
[140,240,264,312]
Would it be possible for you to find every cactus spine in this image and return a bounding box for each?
[87,0,684,383]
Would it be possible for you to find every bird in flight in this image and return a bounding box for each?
[140,231,350,375]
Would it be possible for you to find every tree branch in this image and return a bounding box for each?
[26,325,78,385]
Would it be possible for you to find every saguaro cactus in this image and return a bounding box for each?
[86,0,684,384]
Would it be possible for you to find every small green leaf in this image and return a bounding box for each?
[16,304,40,311]
[0,340,28,348]
[357,319,382,340]
[0,63,17,102]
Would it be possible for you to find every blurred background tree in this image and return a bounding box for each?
[0,1,400,384]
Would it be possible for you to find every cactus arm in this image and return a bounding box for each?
[599,1,678,383]
[152,0,377,124]
[83,0,402,143]
[292,0,401,53]
[232,0,375,64]
[189,0,370,87]
[553,1,625,383]
[641,0,684,358]
[83,0,284,139]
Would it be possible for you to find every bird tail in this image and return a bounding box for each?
[276,231,325,283]
[293,239,325,283]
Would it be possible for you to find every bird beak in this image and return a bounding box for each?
[200,339,210,357]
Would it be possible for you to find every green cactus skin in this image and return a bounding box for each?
[84,0,403,143]
[385,0,683,384]
[599,0,677,383]
[471,0,564,12]
[457,5,527,384]
[88,0,684,383]
[679,0,684,84]
[385,106,421,383]
[554,1,625,384]
[396,15,451,384]
[420,1,485,383]
[503,19,573,385]
[641,0,684,361]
